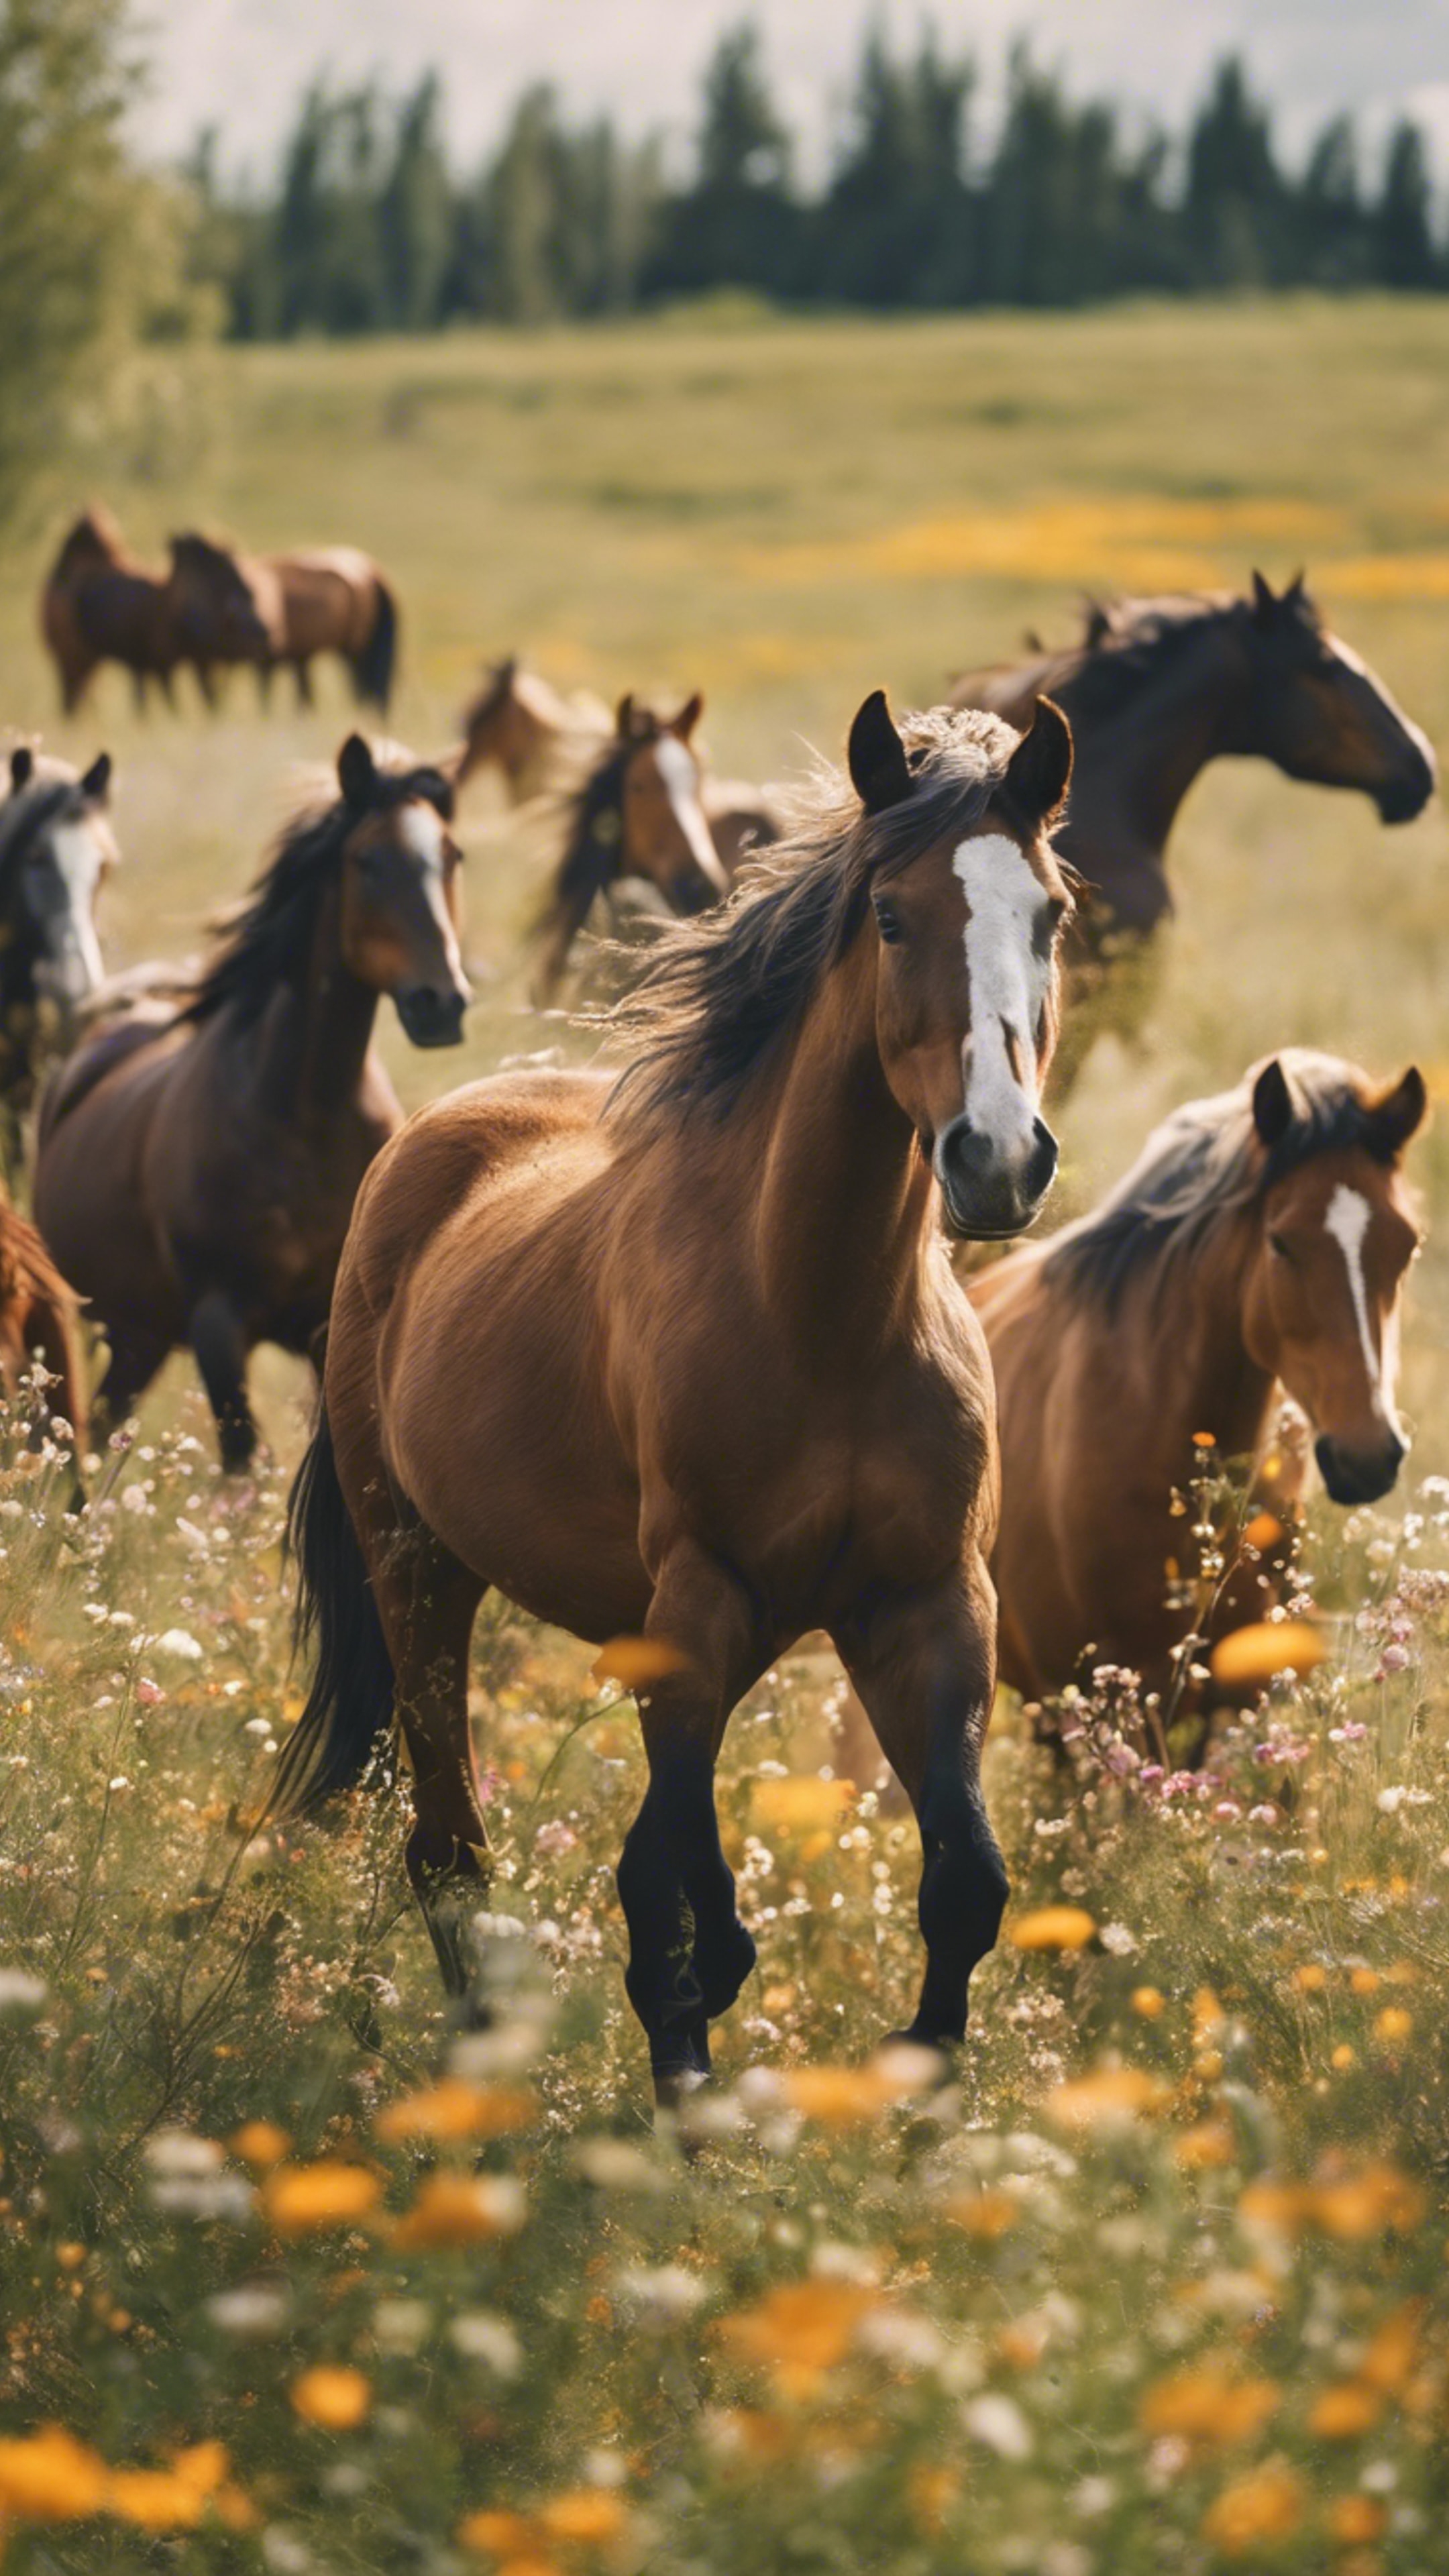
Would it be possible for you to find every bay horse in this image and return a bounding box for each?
[973,1049,1425,1715]
[458,659,782,882]
[531,693,731,1000]
[32,737,470,1471]
[0,746,117,1172]
[950,576,1436,1092]
[165,533,280,706]
[256,549,399,712]
[40,510,174,714]
[276,688,1076,2101]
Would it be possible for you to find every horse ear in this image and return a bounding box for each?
[848,689,912,814]
[674,692,704,742]
[1369,1066,1428,1159]
[1251,568,1278,624]
[1252,1058,1295,1147]
[1005,695,1073,830]
[1285,569,1307,605]
[9,747,33,795]
[80,751,111,804]
[337,733,379,812]
[616,694,636,739]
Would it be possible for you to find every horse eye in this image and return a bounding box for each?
[874,900,904,945]
[1268,1230,1293,1262]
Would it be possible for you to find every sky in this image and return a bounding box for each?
[131,0,1449,184]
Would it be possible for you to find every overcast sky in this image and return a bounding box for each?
[132,1,1449,184]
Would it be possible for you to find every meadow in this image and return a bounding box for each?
[2,296,1449,2571]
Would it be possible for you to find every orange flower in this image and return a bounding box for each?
[1374,2005,1413,2047]
[751,1776,855,1835]
[591,1636,688,1689]
[1328,2494,1387,2545]
[1010,1906,1096,1952]
[779,2057,929,2127]
[392,2171,526,2249]
[1291,1964,1327,1994]
[1244,1512,1283,1552]
[1361,2300,1424,2392]
[458,2508,536,2555]
[1307,2382,1381,2439]
[1139,2364,1280,2445]
[1312,2163,1425,2241]
[1044,2065,1168,2130]
[714,2280,877,2400]
[375,2081,536,2145]
[0,2426,108,2522]
[263,2160,380,2236]
[1210,1621,1325,1687]
[1175,2123,1235,2171]
[944,2188,1018,2241]
[537,2489,627,2543]
[290,2368,372,2431]
[1131,1986,1165,2019]
[1201,2465,1303,2555]
[908,2461,959,2535]
[229,2119,290,2168]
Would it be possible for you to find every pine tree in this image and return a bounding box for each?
[649,23,801,301]
[1183,57,1286,287]
[1375,120,1438,288]
[378,74,452,330]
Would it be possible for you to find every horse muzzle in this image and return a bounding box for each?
[396,985,468,1049]
[934,1113,1059,1242]
[1315,1430,1407,1506]
[1376,731,1436,824]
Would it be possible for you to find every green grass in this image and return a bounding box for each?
[3,299,1449,2571]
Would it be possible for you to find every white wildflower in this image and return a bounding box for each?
[963,2392,1032,2460]
[156,1628,204,1661]
[447,2310,523,2375]
[0,1968,46,2014]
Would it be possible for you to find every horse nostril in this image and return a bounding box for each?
[1028,1116,1059,1195]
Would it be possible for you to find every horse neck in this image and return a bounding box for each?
[746,929,936,1355]
[1094,615,1252,850]
[252,883,380,1125]
[1127,1208,1276,1466]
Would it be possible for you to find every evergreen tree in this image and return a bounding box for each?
[815,28,975,306]
[1375,119,1438,288]
[1296,115,1366,286]
[648,23,801,300]
[378,73,452,330]
[1183,57,1286,287]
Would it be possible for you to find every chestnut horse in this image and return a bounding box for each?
[459,659,782,882]
[165,533,280,706]
[973,1049,1425,1711]
[0,1201,87,1458]
[951,576,1436,1091]
[256,549,399,712]
[531,694,730,999]
[33,737,470,1470]
[41,511,175,714]
[0,746,118,1172]
[276,689,1075,2100]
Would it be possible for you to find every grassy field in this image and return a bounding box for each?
[3,298,1449,2571]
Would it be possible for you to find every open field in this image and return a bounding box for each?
[3,299,1449,2571]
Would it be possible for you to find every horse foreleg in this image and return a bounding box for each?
[130,667,148,719]
[372,1526,489,2010]
[293,660,314,710]
[193,661,218,713]
[92,1328,169,1449]
[616,1542,763,2104]
[835,1565,1008,2053]
[188,1290,257,1472]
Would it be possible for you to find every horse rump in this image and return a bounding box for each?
[353,574,398,712]
[272,1403,394,1814]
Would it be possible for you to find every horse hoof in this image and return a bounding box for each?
[653,2063,712,2115]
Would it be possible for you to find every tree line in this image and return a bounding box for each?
[188,30,1447,334]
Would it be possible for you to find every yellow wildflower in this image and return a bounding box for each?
[290,2368,372,2431]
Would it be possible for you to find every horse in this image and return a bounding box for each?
[32,736,470,1472]
[972,1049,1425,1721]
[458,659,783,880]
[254,549,400,712]
[273,686,1076,2104]
[40,510,175,714]
[0,746,118,1173]
[0,1201,88,1461]
[165,533,280,707]
[949,575,1436,1092]
[530,693,732,1000]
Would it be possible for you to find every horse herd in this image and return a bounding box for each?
[2,543,1437,2097]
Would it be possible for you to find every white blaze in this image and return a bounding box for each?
[400,803,445,871]
[653,734,727,891]
[953,833,1051,1161]
[1324,1182,1391,1426]
[44,818,108,992]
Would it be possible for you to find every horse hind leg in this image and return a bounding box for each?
[189,1289,258,1472]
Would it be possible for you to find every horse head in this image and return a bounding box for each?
[849,690,1075,1241]
[1241,572,1436,824]
[166,533,278,667]
[0,746,117,1032]
[335,734,471,1049]
[613,693,727,914]
[1243,1053,1426,1505]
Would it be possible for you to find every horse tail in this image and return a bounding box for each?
[354,574,398,712]
[272,1403,394,1815]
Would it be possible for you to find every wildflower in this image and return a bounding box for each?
[962,2392,1032,2460]
[1210,1621,1325,1687]
[1099,1923,1137,1955]
[572,2137,671,2192]
[230,2119,291,2168]
[392,2171,525,2248]
[1374,2005,1413,2045]
[1044,2065,1169,2130]
[1175,2123,1235,2170]
[448,2311,523,2375]
[1139,2365,1280,2445]
[263,2161,381,2237]
[751,1774,855,1834]
[0,1968,46,2015]
[135,1677,166,1706]
[290,2369,372,2430]
[714,2279,877,2398]
[206,2282,291,2339]
[154,1628,204,1660]
[0,2426,109,2520]
[613,2263,711,2324]
[1010,1907,1096,1951]
[1307,2382,1382,2438]
[109,2443,229,2530]
[1131,1986,1165,2018]
[945,2188,1018,2240]
[591,1634,688,1688]
[1201,2465,1303,2553]
[1329,2495,1388,2544]
[779,2051,933,2126]
[538,2491,627,2543]
[374,2079,535,2145]
[456,2507,539,2558]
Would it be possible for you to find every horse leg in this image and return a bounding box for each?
[616,1542,762,2103]
[92,1329,169,1448]
[193,661,217,712]
[294,659,314,710]
[188,1290,257,1472]
[367,1515,490,2008]
[834,1566,1008,2053]
[130,668,148,719]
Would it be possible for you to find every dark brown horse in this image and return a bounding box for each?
[41,511,175,714]
[950,576,1436,1089]
[165,533,281,706]
[276,689,1075,2101]
[0,747,118,1171]
[973,1050,1425,1713]
[33,737,470,1470]
[458,659,782,881]
[531,694,731,999]
[256,549,399,712]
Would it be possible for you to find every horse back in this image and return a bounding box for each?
[266,550,378,657]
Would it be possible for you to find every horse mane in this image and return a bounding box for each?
[608,704,1026,1128]
[55,507,128,572]
[460,657,520,743]
[533,710,671,973]
[1010,584,1324,724]
[1042,1049,1385,1309]
[182,753,452,1028]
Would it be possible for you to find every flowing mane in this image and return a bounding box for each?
[985,585,1326,725]
[1042,1049,1387,1308]
[533,712,666,969]
[459,657,519,742]
[183,754,453,1028]
[608,704,1032,1128]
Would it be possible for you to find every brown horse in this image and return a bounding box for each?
[973,1049,1425,1713]
[531,694,731,999]
[0,1201,87,1458]
[165,534,280,706]
[458,659,782,880]
[33,737,470,1470]
[256,550,399,712]
[275,688,1075,2100]
[950,576,1436,1090]
[0,747,118,1171]
[40,511,175,714]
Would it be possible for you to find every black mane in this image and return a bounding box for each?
[1005,583,1324,725]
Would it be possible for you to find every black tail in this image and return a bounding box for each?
[354,576,398,712]
[272,1405,394,1816]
